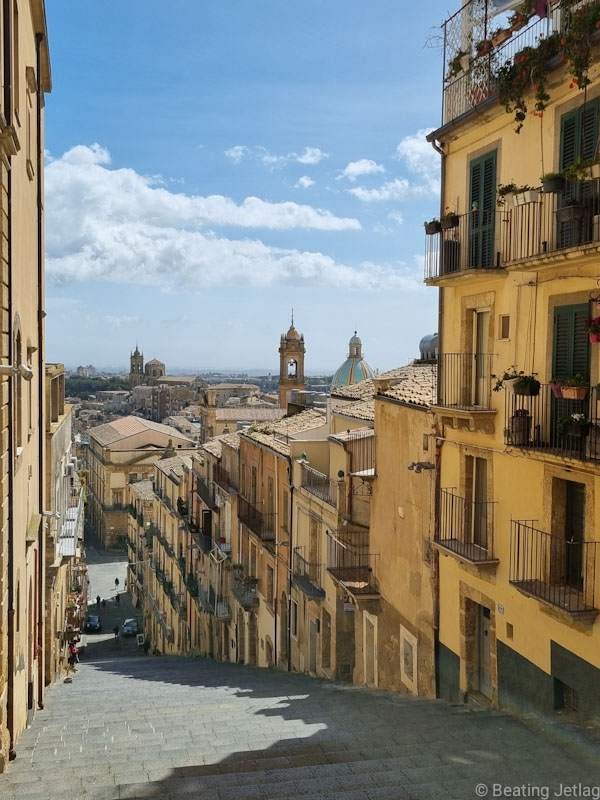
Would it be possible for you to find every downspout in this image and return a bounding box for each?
[287,465,293,673]
[5,0,15,758]
[35,32,45,712]
[273,457,279,668]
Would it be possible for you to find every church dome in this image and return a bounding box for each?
[331,331,374,389]
[285,324,302,341]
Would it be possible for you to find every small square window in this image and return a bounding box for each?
[499,315,510,340]
[506,622,514,639]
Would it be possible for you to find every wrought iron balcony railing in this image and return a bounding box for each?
[214,464,237,492]
[424,210,508,281]
[504,383,600,464]
[441,1,565,126]
[326,528,378,596]
[346,430,376,476]
[231,570,259,610]
[292,552,325,599]
[437,489,496,563]
[510,521,599,614]
[301,464,338,507]
[237,497,276,542]
[196,475,217,510]
[437,352,494,411]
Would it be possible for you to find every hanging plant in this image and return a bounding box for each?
[446,49,470,82]
[562,1,600,90]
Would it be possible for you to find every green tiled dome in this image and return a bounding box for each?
[331,332,374,390]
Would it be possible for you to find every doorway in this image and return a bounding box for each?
[476,604,492,700]
[308,619,318,674]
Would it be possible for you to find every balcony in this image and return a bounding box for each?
[436,353,495,427]
[346,429,376,478]
[237,497,276,543]
[214,464,236,492]
[504,383,600,464]
[301,464,338,507]
[441,1,566,127]
[292,552,325,600]
[196,475,217,510]
[510,521,599,616]
[231,567,259,610]
[156,529,175,558]
[327,528,378,598]
[436,489,497,566]
[503,179,600,268]
[425,210,508,283]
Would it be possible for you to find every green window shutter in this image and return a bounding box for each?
[581,100,600,162]
[470,159,482,211]
[552,303,590,380]
[560,109,579,171]
[469,151,497,267]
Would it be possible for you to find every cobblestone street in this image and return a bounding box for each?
[2,556,600,800]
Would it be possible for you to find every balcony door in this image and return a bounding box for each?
[466,455,488,554]
[471,309,490,407]
[564,481,585,593]
[469,151,496,269]
[551,303,590,451]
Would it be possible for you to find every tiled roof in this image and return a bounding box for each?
[220,432,241,451]
[243,408,327,457]
[202,438,223,459]
[156,455,192,479]
[332,398,375,422]
[130,479,155,500]
[215,407,285,422]
[330,365,411,400]
[208,383,260,390]
[89,415,194,446]
[378,363,437,408]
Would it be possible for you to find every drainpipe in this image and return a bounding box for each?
[287,467,293,673]
[35,32,45,712]
[6,144,15,762]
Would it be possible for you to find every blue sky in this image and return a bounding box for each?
[44,0,448,373]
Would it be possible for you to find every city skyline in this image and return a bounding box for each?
[44,0,445,370]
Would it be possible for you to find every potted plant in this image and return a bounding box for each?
[491,27,511,48]
[446,49,470,81]
[541,172,565,193]
[440,211,460,230]
[476,39,493,57]
[587,317,600,343]
[559,412,590,438]
[513,185,539,206]
[497,183,518,206]
[509,9,530,32]
[560,375,589,400]
[424,219,442,235]
[513,374,541,396]
[507,407,531,446]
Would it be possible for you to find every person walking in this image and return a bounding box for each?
[114,577,120,590]
[96,595,100,607]
[115,593,120,606]
[113,625,119,639]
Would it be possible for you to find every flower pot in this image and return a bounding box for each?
[556,204,585,224]
[591,162,600,180]
[514,190,539,206]
[550,383,563,398]
[513,378,540,396]
[491,29,511,48]
[561,386,589,400]
[589,332,600,343]
[424,220,441,235]
[511,13,528,32]
[440,214,459,230]
[476,39,493,56]
[542,175,565,193]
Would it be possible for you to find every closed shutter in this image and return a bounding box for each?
[560,109,579,171]
[469,151,496,268]
[552,303,590,380]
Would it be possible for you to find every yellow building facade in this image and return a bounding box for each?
[428,0,600,717]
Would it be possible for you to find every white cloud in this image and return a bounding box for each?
[224,145,249,164]
[339,159,385,182]
[295,176,315,189]
[47,144,359,233]
[395,129,439,194]
[348,178,410,203]
[387,211,404,225]
[225,145,329,169]
[45,144,424,292]
[103,314,142,328]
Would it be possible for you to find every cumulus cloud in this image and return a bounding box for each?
[395,129,440,194]
[45,144,424,292]
[295,176,315,189]
[339,159,385,182]
[348,178,410,203]
[225,144,329,169]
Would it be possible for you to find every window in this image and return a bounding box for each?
[499,315,510,340]
[112,490,123,507]
[552,304,589,383]
[291,599,298,638]
[12,1,19,123]
[469,150,497,268]
[400,625,418,695]
[265,565,274,605]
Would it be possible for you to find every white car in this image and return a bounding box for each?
[120,618,139,637]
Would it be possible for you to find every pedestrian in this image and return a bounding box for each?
[68,642,78,671]
[102,599,106,609]
[142,638,150,655]
[115,593,120,606]
[115,577,120,590]
[113,625,119,639]
[96,595,100,607]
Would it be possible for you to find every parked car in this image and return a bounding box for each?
[84,615,102,633]
[121,618,139,637]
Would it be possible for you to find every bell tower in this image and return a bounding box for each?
[129,344,144,388]
[278,312,306,411]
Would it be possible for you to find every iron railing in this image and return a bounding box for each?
[293,551,323,589]
[424,210,508,280]
[505,180,600,263]
[346,430,376,476]
[504,383,600,463]
[237,496,276,542]
[231,571,259,610]
[301,464,338,507]
[326,528,378,595]
[196,475,217,510]
[437,489,496,562]
[441,1,566,126]
[214,464,237,492]
[510,521,599,613]
[437,352,494,410]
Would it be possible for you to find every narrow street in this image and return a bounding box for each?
[2,555,599,800]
